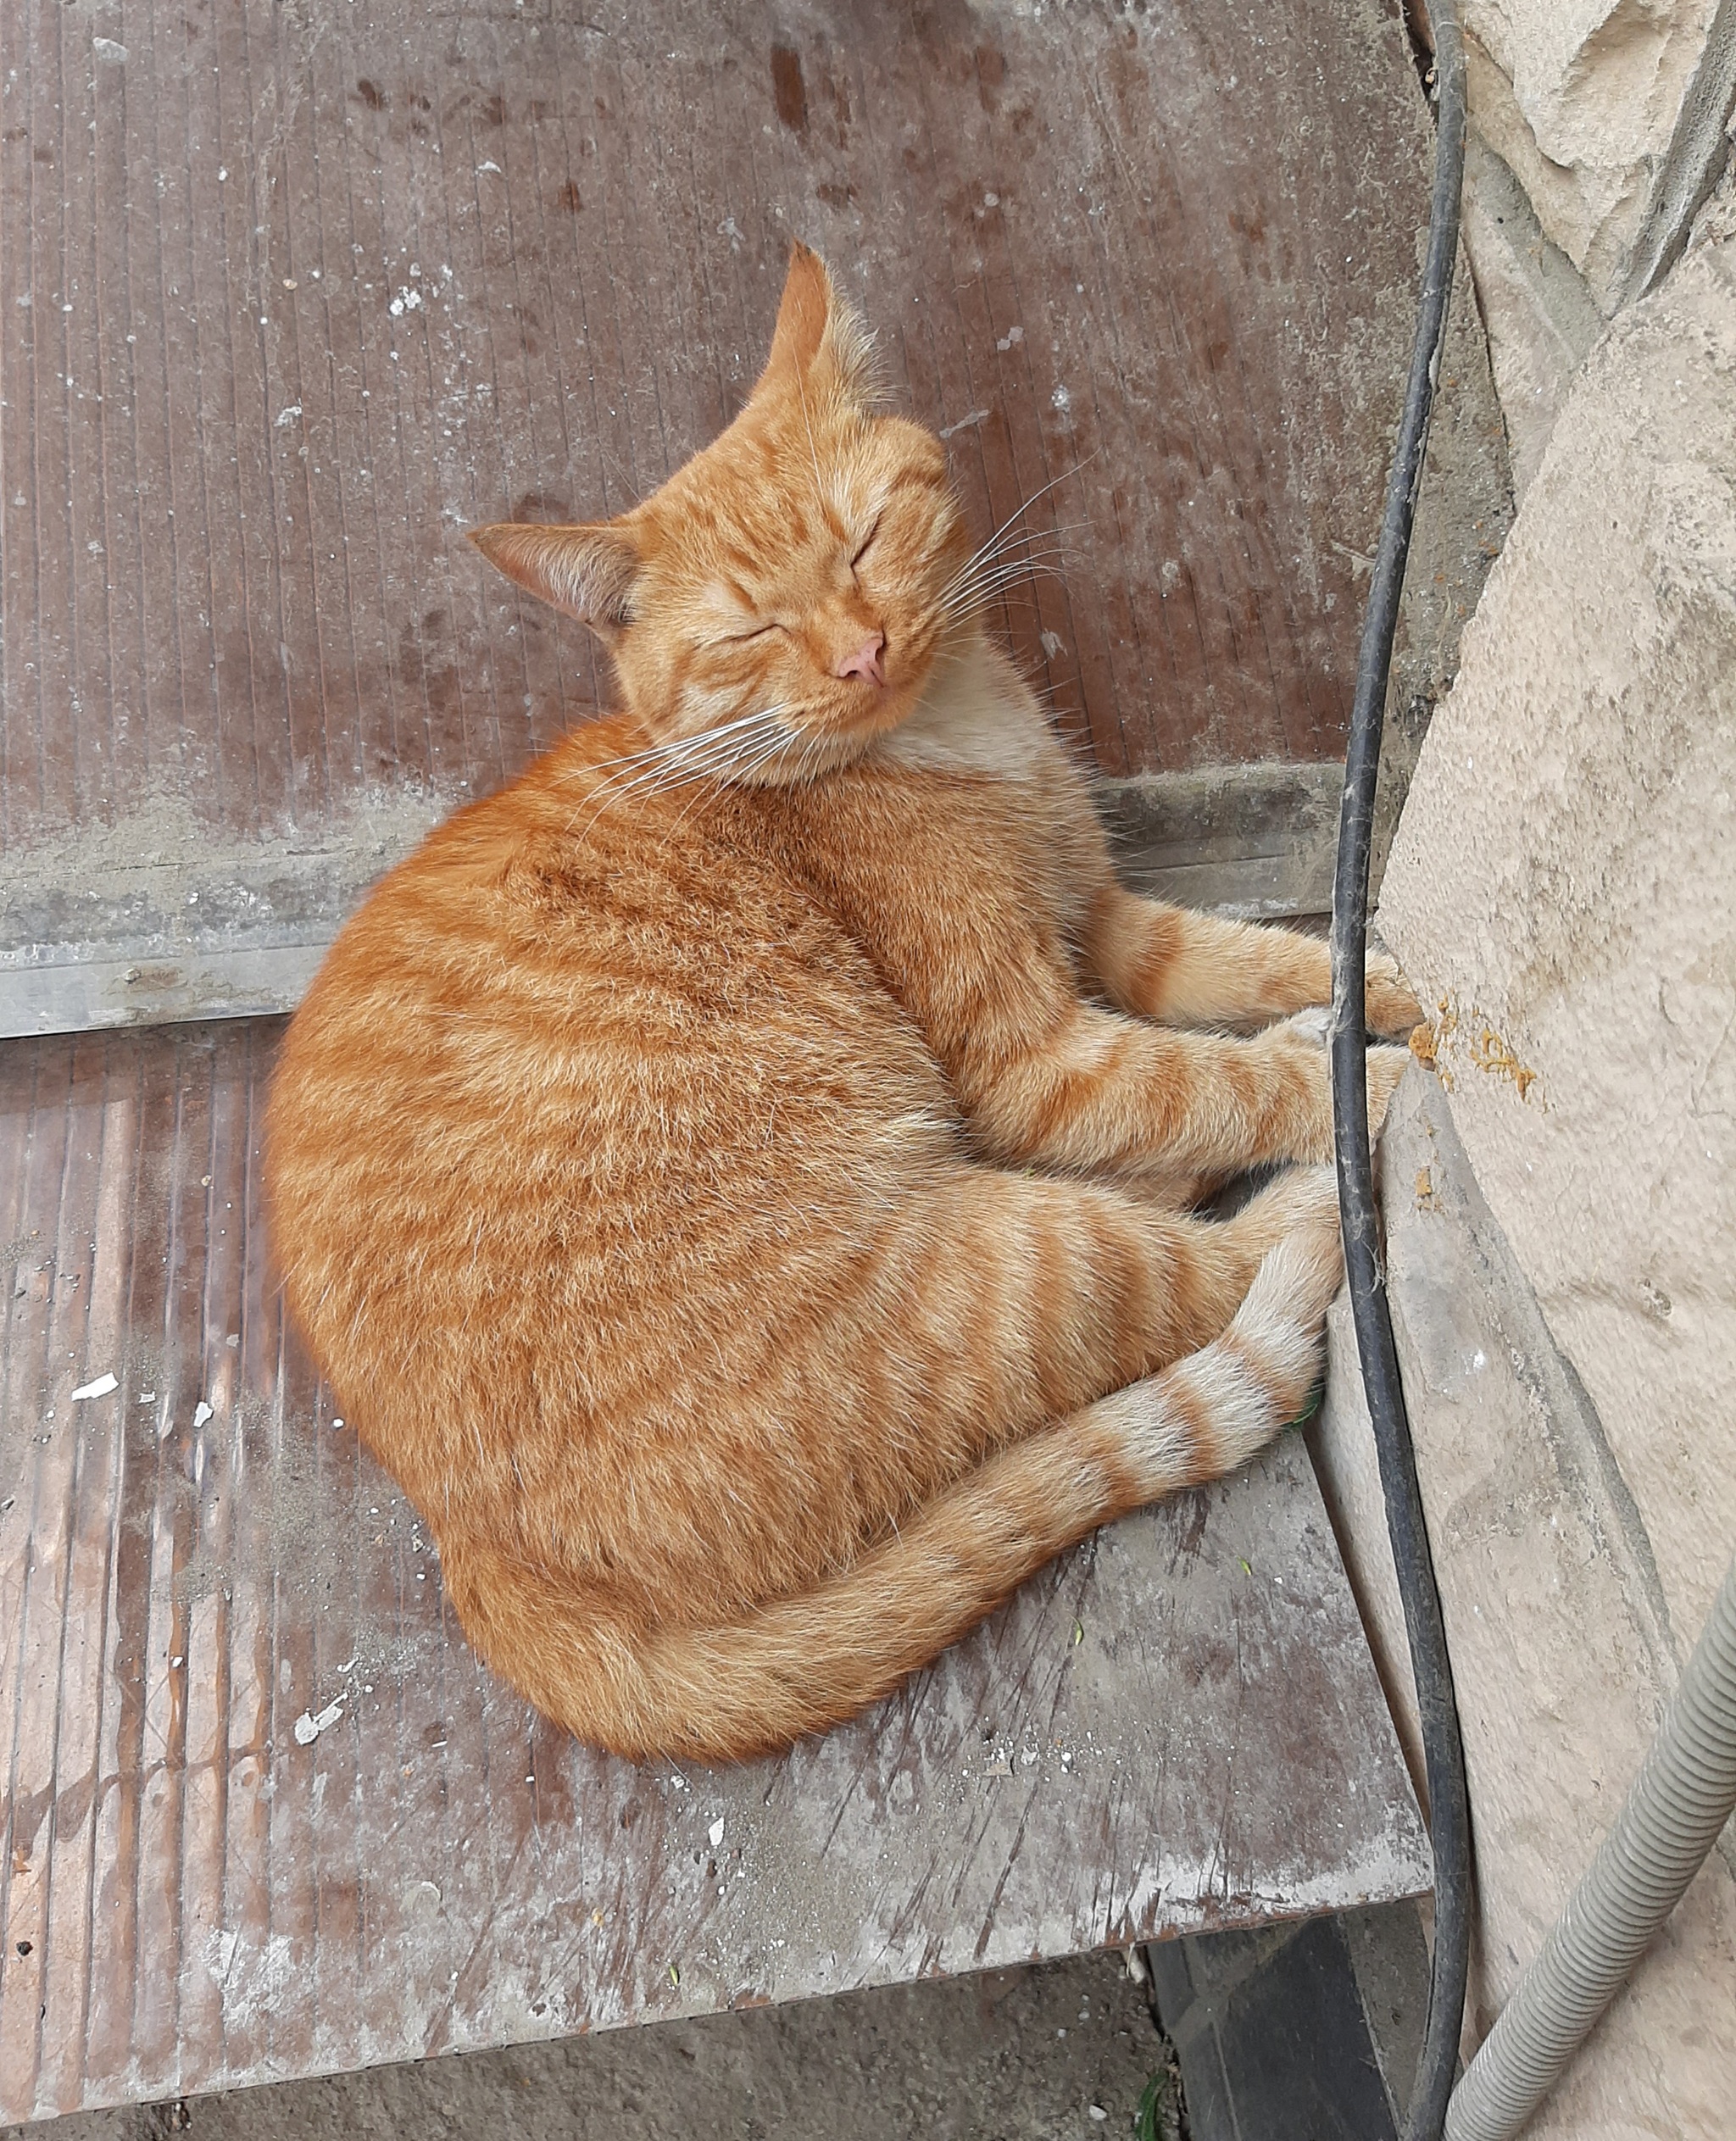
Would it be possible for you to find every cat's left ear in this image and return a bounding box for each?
[760,242,876,403]
[468,520,642,641]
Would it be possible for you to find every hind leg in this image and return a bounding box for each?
[437,1167,1345,1763]
[764,1158,1344,1510]
[437,1198,1347,1766]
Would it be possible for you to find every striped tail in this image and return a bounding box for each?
[439,1224,1344,1764]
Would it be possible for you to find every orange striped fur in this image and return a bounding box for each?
[265,247,1420,1763]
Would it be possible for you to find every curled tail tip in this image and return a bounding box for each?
[1242,1224,1344,1332]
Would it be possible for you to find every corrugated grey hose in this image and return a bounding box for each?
[1445,1552,1736,2140]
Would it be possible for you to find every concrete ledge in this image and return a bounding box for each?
[1093,762,1343,921]
[1,760,1349,1040]
[0,784,451,1039]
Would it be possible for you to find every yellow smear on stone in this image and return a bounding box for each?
[1410,996,1542,1106]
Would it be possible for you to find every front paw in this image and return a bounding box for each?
[1366,954,1424,1039]
[1271,1022,1408,1159]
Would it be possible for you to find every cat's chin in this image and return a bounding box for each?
[756,681,934,781]
[740,717,896,787]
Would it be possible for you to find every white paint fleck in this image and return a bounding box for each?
[202,1928,297,2027]
[70,1372,119,1401]
[938,408,990,440]
[192,1399,214,1428]
[292,1699,345,1747]
[708,1818,725,1849]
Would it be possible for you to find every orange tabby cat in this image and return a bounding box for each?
[265,246,1419,1764]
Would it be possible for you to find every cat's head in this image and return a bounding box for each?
[470,245,973,780]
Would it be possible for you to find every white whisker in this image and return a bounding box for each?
[943,525,1075,576]
[946,541,1071,584]
[568,703,774,787]
[565,705,795,836]
[938,464,1095,602]
[660,719,808,834]
[941,552,1071,604]
[938,559,1070,622]
[943,522,1087,588]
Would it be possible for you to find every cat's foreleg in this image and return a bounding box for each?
[1082,883,1422,1037]
[954,1000,1409,1182]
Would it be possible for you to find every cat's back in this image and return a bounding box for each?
[301,712,876,1010]
[265,718,955,1414]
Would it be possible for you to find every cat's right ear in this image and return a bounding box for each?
[468,521,642,641]
[760,242,876,403]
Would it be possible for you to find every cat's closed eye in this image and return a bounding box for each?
[849,518,881,569]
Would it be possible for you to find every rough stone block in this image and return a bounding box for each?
[1459,133,1603,499]
[1460,0,1733,310]
[1324,197,1736,2126]
[1380,189,1736,1647]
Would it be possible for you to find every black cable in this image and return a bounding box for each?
[1328,6,1473,2139]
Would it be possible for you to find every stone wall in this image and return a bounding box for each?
[1455,0,1736,489]
[1311,9,1736,2131]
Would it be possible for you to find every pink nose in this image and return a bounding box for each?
[835,631,886,687]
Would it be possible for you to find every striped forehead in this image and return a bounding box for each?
[670,481,872,607]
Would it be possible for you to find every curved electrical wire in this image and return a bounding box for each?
[1327,7,1473,2138]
